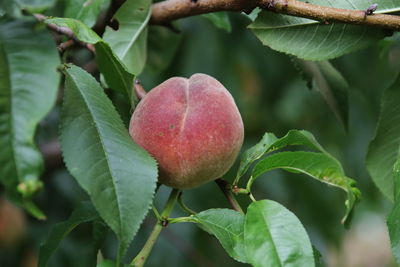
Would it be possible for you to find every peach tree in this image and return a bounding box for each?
[0,0,399,266]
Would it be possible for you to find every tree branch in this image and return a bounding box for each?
[215,179,244,213]
[265,0,400,30]
[151,0,400,31]
[34,14,75,38]
[93,0,126,35]
[131,189,180,267]
[34,14,96,52]
[150,0,257,25]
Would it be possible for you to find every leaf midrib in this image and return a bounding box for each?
[250,151,355,222]
[259,164,350,191]
[198,217,242,240]
[68,72,124,236]
[119,8,151,61]
[97,42,133,97]
[255,207,283,267]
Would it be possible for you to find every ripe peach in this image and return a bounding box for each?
[129,74,244,189]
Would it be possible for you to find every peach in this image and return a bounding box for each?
[129,74,244,189]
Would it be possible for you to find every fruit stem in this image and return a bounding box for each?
[215,179,244,213]
[131,188,180,267]
[134,79,147,100]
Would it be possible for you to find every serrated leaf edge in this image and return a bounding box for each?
[59,65,158,253]
[195,208,247,263]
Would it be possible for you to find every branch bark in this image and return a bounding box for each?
[34,14,75,38]
[151,0,400,31]
[34,14,96,52]
[150,0,258,24]
[93,0,126,35]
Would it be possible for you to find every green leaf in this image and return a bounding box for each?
[388,157,400,263]
[235,130,359,223]
[193,209,247,263]
[60,65,158,259]
[244,200,315,267]
[293,60,349,128]
[90,219,109,265]
[202,12,232,32]
[95,42,136,105]
[45,17,101,43]
[366,74,400,201]
[250,16,383,61]
[65,0,110,27]
[250,151,360,224]
[96,260,128,267]
[38,201,100,267]
[248,0,400,60]
[44,18,136,105]
[103,0,151,75]
[0,0,56,16]
[0,0,21,17]
[145,25,182,75]
[235,132,278,182]
[97,260,116,267]
[0,18,59,213]
[235,130,326,183]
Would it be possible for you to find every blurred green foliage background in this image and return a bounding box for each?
[1,4,400,266]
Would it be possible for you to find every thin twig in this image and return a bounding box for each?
[150,0,400,31]
[264,0,400,30]
[131,189,180,267]
[215,179,244,213]
[139,216,215,267]
[58,39,75,52]
[34,14,76,38]
[150,0,257,24]
[92,0,126,35]
[34,14,96,53]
